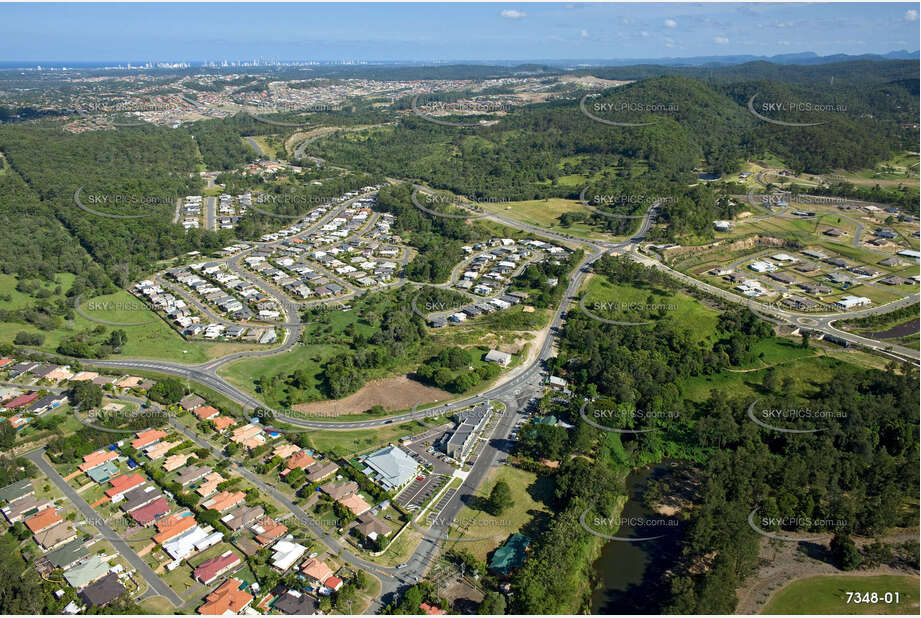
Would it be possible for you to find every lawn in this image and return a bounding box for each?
[294,420,430,458]
[762,575,920,615]
[138,595,177,614]
[443,464,553,562]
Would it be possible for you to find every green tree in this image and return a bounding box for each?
[486,480,514,516]
[830,533,862,570]
[479,591,507,615]
[70,380,103,409]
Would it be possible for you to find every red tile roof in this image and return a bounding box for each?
[193,405,220,420]
[324,576,343,591]
[286,451,316,470]
[105,473,146,498]
[154,513,197,544]
[79,450,118,472]
[197,579,253,615]
[131,429,167,449]
[129,496,170,525]
[4,392,40,409]
[25,508,62,533]
[194,551,241,584]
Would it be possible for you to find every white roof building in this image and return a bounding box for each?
[749,261,778,273]
[362,446,419,491]
[835,295,872,310]
[271,539,307,572]
[484,349,512,366]
[163,526,210,560]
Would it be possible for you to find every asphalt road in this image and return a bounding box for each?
[204,196,216,232]
[243,136,267,158]
[25,449,183,608]
[36,186,919,609]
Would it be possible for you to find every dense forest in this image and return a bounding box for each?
[313,72,915,191]
[501,258,919,614]
[375,183,499,283]
[0,125,232,285]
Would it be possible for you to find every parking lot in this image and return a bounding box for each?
[426,487,457,522]
[395,473,447,510]
[404,430,455,475]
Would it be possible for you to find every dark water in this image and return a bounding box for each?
[589,461,686,614]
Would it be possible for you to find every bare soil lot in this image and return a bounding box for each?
[291,375,452,417]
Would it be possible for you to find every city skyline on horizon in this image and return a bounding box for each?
[1,2,918,64]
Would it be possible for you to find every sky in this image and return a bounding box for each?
[0,2,918,63]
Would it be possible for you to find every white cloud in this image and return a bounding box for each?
[906,10,919,21]
[500,9,526,20]
[580,29,590,39]
[664,18,677,28]
[640,31,649,37]
[713,36,729,45]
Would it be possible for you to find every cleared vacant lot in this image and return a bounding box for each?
[762,574,919,615]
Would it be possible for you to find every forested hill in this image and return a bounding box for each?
[314,70,915,198]
[571,58,919,85]
[0,126,230,286]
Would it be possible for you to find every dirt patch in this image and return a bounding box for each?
[559,75,633,88]
[734,530,919,614]
[290,375,452,417]
[497,336,532,355]
[441,576,485,614]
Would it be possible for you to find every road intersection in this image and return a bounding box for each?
[50,175,919,609]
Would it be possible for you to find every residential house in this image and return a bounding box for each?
[79,450,118,473]
[338,494,372,517]
[194,551,242,585]
[305,461,338,483]
[202,491,246,513]
[270,539,306,572]
[251,517,288,546]
[272,589,319,615]
[25,508,62,533]
[35,521,77,550]
[301,558,333,585]
[79,573,125,608]
[197,578,253,615]
[64,555,111,589]
[105,473,146,500]
[132,429,167,450]
[0,479,33,504]
[2,495,50,524]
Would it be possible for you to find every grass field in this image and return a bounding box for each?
[0,280,259,363]
[247,135,277,159]
[580,275,722,344]
[762,574,920,615]
[681,347,847,404]
[478,197,615,240]
[443,465,553,562]
[138,594,177,614]
[294,419,431,458]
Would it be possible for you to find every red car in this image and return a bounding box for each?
[416,476,426,482]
